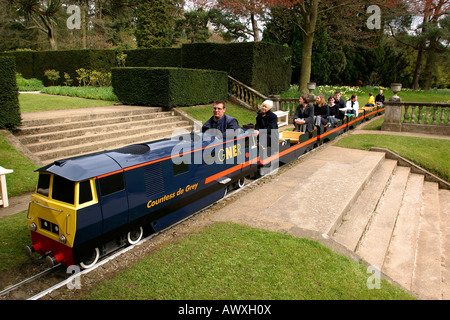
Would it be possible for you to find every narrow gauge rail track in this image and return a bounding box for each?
[1,178,258,300]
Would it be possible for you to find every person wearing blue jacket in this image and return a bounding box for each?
[202,100,240,135]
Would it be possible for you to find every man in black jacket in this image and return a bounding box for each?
[375,90,385,106]
[334,91,346,120]
[202,100,240,135]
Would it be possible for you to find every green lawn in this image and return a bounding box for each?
[19,93,116,113]
[336,134,450,182]
[0,212,30,273]
[84,222,415,300]
[0,131,39,197]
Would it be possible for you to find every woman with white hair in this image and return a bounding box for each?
[255,99,278,148]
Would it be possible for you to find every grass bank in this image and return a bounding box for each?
[19,93,116,113]
[0,131,38,197]
[84,222,415,300]
[336,134,450,181]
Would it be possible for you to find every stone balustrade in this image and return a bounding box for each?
[382,102,450,135]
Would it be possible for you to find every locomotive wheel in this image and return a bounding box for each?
[127,226,144,245]
[80,247,100,269]
[237,178,245,188]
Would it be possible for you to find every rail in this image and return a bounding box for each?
[228,76,268,111]
[382,102,450,135]
[228,76,299,116]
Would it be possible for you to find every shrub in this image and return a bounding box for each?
[33,49,116,86]
[112,67,228,107]
[0,56,21,129]
[16,74,44,91]
[44,69,60,86]
[181,42,291,95]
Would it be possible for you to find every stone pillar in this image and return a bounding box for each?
[382,102,403,132]
[269,95,281,111]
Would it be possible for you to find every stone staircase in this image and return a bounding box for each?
[211,144,449,300]
[332,156,450,300]
[15,105,192,165]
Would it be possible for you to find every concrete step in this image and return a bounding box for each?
[332,158,398,251]
[24,118,187,151]
[411,181,442,300]
[15,105,194,165]
[19,106,162,128]
[440,189,450,300]
[16,110,172,136]
[40,124,193,164]
[355,165,411,269]
[382,173,424,291]
[253,146,386,236]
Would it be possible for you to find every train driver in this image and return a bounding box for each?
[202,100,240,135]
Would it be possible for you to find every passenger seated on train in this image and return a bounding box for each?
[328,96,340,127]
[364,92,375,107]
[202,100,240,136]
[254,100,278,148]
[313,94,330,129]
[340,94,359,116]
[375,89,385,106]
[293,94,315,133]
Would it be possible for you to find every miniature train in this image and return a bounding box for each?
[25,105,384,269]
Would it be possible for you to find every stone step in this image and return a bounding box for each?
[16,110,172,136]
[440,188,450,300]
[19,106,162,128]
[254,146,386,236]
[355,165,411,269]
[22,117,185,149]
[382,173,424,291]
[40,124,193,164]
[332,158,398,251]
[411,181,442,300]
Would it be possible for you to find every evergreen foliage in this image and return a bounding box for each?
[135,0,171,48]
[0,56,21,129]
[182,42,291,95]
[112,67,228,107]
[124,48,182,67]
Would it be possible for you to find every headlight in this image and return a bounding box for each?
[30,223,37,231]
[59,235,67,244]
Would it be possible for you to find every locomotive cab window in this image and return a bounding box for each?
[52,175,75,205]
[37,173,51,196]
[79,179,94,205]
[99,172,125,196]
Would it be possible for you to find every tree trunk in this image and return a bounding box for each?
[411,12,430,90]
[250,12,260,41]
[411,45,423,90]
[298,0,319,94]
[299,32,314,93]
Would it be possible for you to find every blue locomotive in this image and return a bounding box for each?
[25,105,384,269]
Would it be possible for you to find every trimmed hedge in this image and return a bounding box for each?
[112,67,228,107]
[0,56,21,129]
[124,48,182,67]
[33,49,116,86]
[181,42,291,95]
